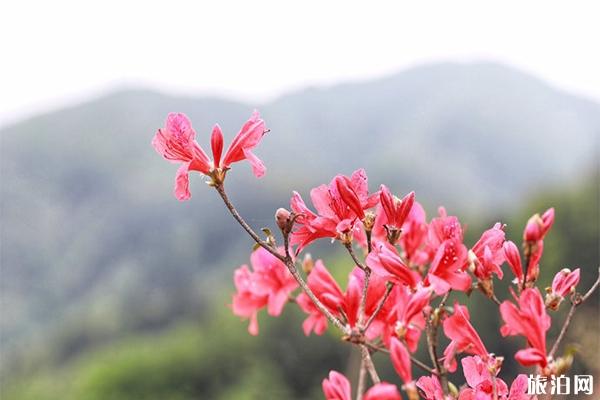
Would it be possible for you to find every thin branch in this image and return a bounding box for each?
[425,292,451,395]
[521,252,531,292]
[360,345,380,384]
[548,267,600,359]
[356,357,367,400]
[345,242,368,271]
[363,282,394,332]
[491,293,502,306]
[363,342,436,375]
[215,183,350,335]
[358,268,371,327]
[215,184,284,261]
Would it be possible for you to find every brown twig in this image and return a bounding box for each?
[356,356,367,400]
[215,184,284,261]
[363,342,436,375]
[548,267,600,359]
[345,242,368,272]
[360,345,380,384]
[362,282,394,332]
[215,183,350,335]
[425,291,451,395]
[358,268,371,328]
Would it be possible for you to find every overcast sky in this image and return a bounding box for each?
[1,0,599,127]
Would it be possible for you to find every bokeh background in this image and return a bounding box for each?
[1,1,599,399]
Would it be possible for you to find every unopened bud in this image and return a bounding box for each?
[403,382,419,400]
[448,382,459,399]
[478,278,495,299]
[275,208,291,231]
[302,253,314,274]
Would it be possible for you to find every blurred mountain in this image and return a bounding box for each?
[1,62,599,373]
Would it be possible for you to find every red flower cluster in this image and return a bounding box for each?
[152,112,596,400]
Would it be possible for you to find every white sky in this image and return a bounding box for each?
[1,0,599,127]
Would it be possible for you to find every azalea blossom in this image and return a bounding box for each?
[344,268,392,338]
[366,242,422,288]
[390,336,420,399]
[373,185,415,244]
[426,238,471,295]
[416,374,445,400]
[457,356,532,400]
[231,265,268,335]
[299,264,393,338]
[545,268,580,310]
[152,111,267,200]
[523,208,554,243]
[290,169,378,253]
[397,200,430,266]
[383,285,430,352]
[424,208,471,294]
[469,222,506,280]
[500,288,551,368]
[442,302,489,372]
[231,247,298,335]
[322,370,401,400]
[296,260,345,335]
[503,240,543,287]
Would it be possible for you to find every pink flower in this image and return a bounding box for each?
[362,383,402,400]
[458,356,508,400]
[499,288,550,368]
[469,223,506,280]
[523,208,554,243]
[416,374,445,400]
[366,242,422,288]
[503,241,524,283]
[296,260,344,335]
[373,185,415,244]
[322,371,401,400]
[507,375,533,400]
[545,268,580,310]
[502,241,543,286]
[322,371,351,400]
[390,337,413,385]
[380,187,415,229]
[426,238,471,295]
[427,207,464,249]
[249,247,299,315]
[424,208,471,294]
[152,111,267,200]
[231,247,297,335]
[384,286,430,352]
[290,169,378,253]
[343,268,391,339]
[398,201,430,266]
[442,302,489,372]
[231,265,268,335]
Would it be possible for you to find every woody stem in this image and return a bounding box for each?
[215,183,350,335]
[364,342,436,375]
[548,267,600,359]
[363,282,394,332]
[345,242,368,271]
[356,357,367,400]
[360,345,380,384]
[425,291,451,395]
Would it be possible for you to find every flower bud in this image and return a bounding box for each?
[302,253,314,275]
[275,207,291,231]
